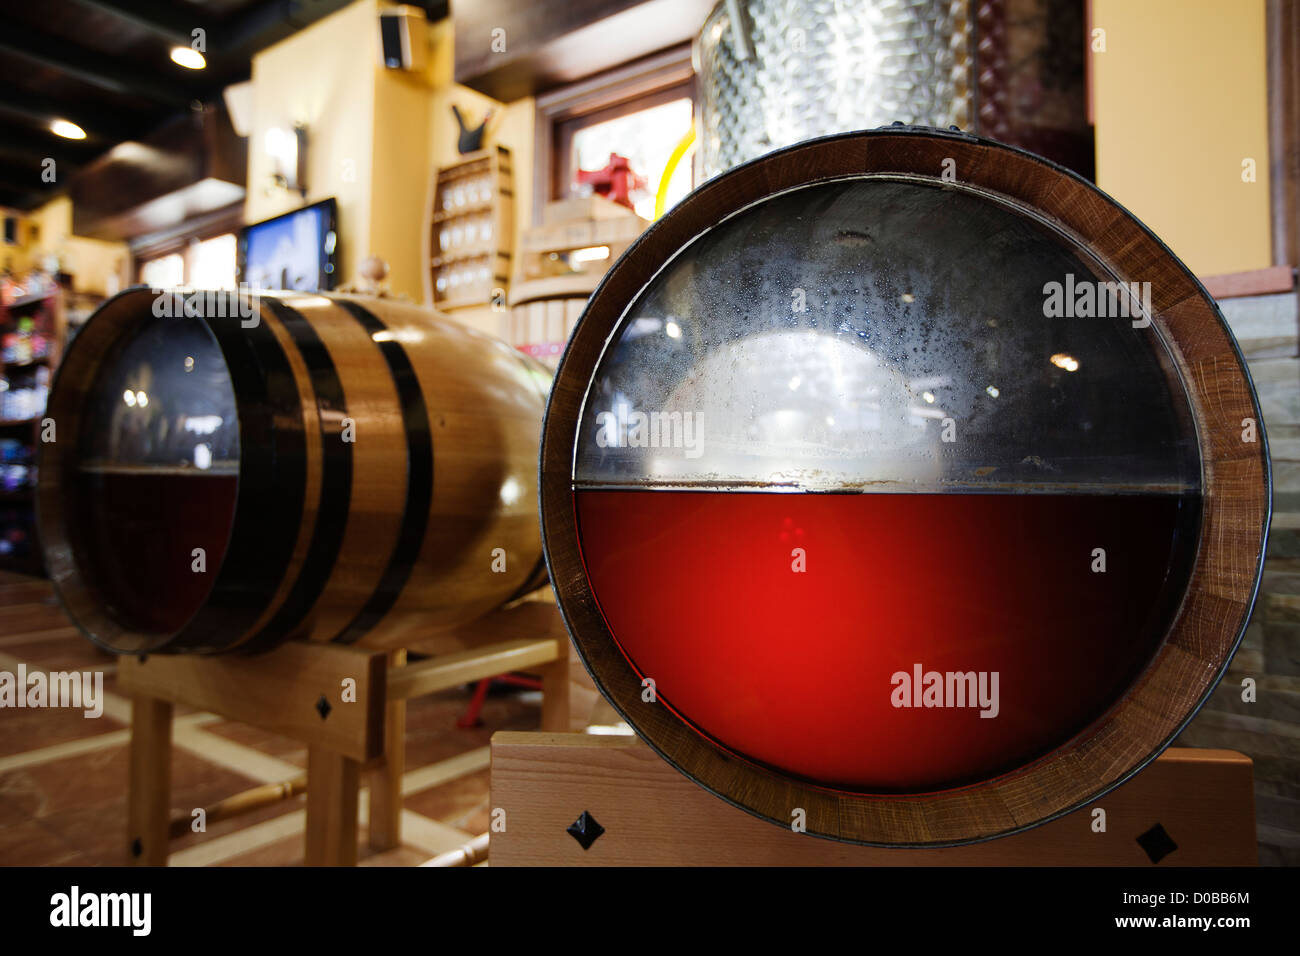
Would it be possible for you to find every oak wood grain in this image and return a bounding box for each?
[490,734,1257,866]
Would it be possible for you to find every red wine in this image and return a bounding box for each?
[575,488,1198,792]
[74,466,238,634]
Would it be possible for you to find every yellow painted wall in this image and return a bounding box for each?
[247,2,536,314]
[1092,0,1271,276]
[0,216,33,276]
[371,56,432,302]
[247,0,380,293]
[9,197,129,296]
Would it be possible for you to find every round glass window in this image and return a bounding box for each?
[572,177,1202,792]
[71,313,240,635]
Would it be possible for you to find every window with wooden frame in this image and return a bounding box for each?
[132,203,244,289]
[534,45,696,224]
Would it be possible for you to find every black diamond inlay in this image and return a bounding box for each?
[1136,822,1178,864]
[315,695,332,720]
[131,837,142,858]
[566,810,605,850]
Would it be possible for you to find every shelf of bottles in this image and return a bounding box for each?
[0,276,64,573]
[430,146,514,311]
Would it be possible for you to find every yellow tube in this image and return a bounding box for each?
[654,127,697,220]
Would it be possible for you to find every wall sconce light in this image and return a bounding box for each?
[266,123,308,198]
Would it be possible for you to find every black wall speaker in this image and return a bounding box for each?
[379,5,428,71]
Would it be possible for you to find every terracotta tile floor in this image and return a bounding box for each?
[0,572,546,866]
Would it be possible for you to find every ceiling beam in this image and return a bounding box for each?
[0,90,141,144]
[218,0,357,51]
[0,0,358,218]
[0,140,88,174]
[73,0,195,46]
[71,0,358,100]
[78,0,358,67]
[0,117,102,156]
[454,0,714,100]
[0,156,65,199]
[0,120,93,206]
[0,155,60,181]
[0,116,98,161]
[0,186,40,213]
[0,32,194,106]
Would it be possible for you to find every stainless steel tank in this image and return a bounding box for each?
[695,0,973,178]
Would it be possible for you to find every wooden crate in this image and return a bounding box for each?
[501,196,647,364]
[519,196,646,282]
[505,275,596,367]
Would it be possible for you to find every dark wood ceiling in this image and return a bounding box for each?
[0,0,360,211]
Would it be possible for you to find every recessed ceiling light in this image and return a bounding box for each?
[50,119,86,140]
[170,46,206,70]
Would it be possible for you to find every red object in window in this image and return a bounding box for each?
[575,153,647,211]
[456,673,544,728]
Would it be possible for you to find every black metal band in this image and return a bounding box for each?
[329,299,434,643]
[505,552,550,603]
[176,290,307,652]
[236,298,354,652]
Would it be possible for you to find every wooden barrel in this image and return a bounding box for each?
[506,274,595,367]
[541,128,1271,846]
[38,290,550,655]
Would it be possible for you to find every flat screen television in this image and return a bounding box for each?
[236,198,338,292]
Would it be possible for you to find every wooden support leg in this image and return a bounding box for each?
[368,648,405,852]
[538,637,571,733]
[127,696,173,866]
[305,746,360,866]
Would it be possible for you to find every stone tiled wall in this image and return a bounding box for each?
[1176,288,1300,865]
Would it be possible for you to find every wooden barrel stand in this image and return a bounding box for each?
[122,602,570,866]
[489,734,1258,866]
